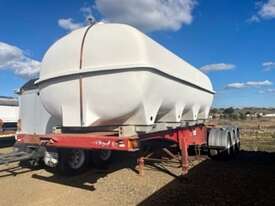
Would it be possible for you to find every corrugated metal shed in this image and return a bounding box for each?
[0,96,19,123]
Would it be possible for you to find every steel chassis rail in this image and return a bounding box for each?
[16,124,208,175]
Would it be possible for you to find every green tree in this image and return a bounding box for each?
[224,107,234,115]
[211,108,218,114]
[239,112,246,120]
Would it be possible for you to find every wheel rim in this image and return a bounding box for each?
[68,149,85,169]
[227,133,231,148]
[226,132,231,155]
[99,150,112,161]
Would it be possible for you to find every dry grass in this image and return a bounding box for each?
[209,117,275,152]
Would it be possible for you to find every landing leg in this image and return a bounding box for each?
[179,137,189,175]
[138,157,144,176]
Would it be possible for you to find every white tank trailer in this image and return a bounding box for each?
[37,23,215,128]
[4,24,241,176]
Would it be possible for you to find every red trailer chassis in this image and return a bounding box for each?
[16,124,208,175]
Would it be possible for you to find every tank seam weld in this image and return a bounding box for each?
[79,23,96,127]
[38,67,215,95]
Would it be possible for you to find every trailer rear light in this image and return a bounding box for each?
[128,139,139,150]
[15,134,23,142]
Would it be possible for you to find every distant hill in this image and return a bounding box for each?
[212,107,275,114]
[0,96,18,106]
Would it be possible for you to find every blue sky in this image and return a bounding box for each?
[0,0,275,107]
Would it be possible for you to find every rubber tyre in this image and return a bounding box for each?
[92,150,112,169]
[208,149,221,160]
[235,142,241,153]
[211,131,232,161]
[55,148,91,176]
[223,145,231,160]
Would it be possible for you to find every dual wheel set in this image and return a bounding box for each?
[44,148,113,176]
[208,127,241,160]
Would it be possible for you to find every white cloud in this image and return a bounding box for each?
[226,82,247,89]
[200,63,235,73]
[58,0,197,32]
[267,88,275,93]
[58,18,83,31]
[0,42,40,78]
[259,0,275,19]
[259,88,275,94]
[95,0,197,32]
[247,15,260,23]
[246,80,272,86]
[57,6,96,31]
[225,80,273,89]
[249,0,275,22]
[262,61,275,71]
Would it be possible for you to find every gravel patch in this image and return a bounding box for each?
[0,140,275,206]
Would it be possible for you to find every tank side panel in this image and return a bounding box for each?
[39,78,81,127]
[81,23,213,93]
[82,24,146,71]
[139,71,214,123]
[141,34,213,92]
[82,71,147,126]
[39,23,213,94]
[40,27,87,81]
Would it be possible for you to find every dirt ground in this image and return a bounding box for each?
[0,120,275,206]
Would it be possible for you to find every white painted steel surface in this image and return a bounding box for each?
[18,89,60,134]
[0,105,18,123]
[38,23,214,127]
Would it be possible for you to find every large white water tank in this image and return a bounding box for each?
[37,23,214,127]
